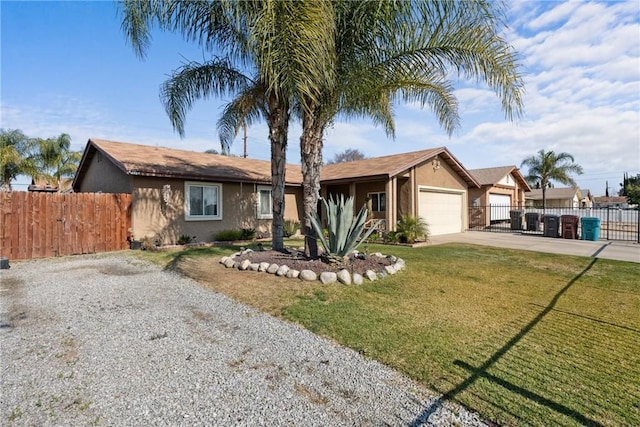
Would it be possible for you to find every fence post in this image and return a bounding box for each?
[606,207,610,240]
[637,207,640,243]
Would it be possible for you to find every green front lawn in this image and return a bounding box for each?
[137,242,640,426]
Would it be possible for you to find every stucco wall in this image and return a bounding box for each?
[414,158,467,191]
[78,152,133,193]
[130,177,302,244]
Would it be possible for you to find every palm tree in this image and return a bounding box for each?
[119,0,334,251]
[297,0,524,257]
[28,133,81,189]
[521,149,584,209]
[0,128,31,192]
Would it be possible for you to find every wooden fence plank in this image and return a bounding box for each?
[0,193,12,258]
[44,193,54,258]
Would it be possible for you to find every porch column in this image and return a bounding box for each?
[386,177,397,231]
[349,182,357,215]
[410,167,417,217]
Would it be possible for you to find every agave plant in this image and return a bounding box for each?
[309,194,381,259]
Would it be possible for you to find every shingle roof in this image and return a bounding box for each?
[467,165,531,191]
[525,187,580,200]
[73,139,480,190]
[73,139,303,188]
[320,147,480,187]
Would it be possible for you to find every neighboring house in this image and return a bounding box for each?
[73,139,481,242]
[72,139,304,244]
[525,187,583,208]
[580,189,594,208]
[592,196,629,209]
[320,148,480,236]
[28,177,73,193]
[467,166,531,226]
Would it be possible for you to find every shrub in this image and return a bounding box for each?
[177,234,196,245]
[384,231,399,243]
[283,219,300,238]
[396,215,429,243]
[240,228,256,240]
[214,229,244,241]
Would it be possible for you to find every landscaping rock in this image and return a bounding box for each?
[320,272,338,284]
[285,269,300,279]
[337,269,351,285]
[258,262,270,272]
[384,265,397,275]
[219,256,229,264]
[238,259,252,270]
[276,265,290,276]
[352,273,364,285]
[249,263,260,271]
[299,270,317,282]
[267,263,280,274]
[386,255,397,262]
[372,252,384,258]
[365,270,378,281]
[223,258,237,268]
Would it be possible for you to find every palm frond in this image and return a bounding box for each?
[161,58,253,136]
[217,83,269,153]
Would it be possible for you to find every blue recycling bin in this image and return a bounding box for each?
[581,217,601,241]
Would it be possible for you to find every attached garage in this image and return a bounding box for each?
[489,193,511,221]
[419,188,465,236]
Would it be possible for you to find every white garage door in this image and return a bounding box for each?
[489,194,511,221]
[418,190,464,236]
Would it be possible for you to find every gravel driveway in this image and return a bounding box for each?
[1,253,484,426]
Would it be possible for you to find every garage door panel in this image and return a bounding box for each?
[418,190,463,236]
[489,194,511,221]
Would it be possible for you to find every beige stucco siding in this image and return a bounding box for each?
[130,177,302,244]
[413,159,467,191]
[78,152,133,193]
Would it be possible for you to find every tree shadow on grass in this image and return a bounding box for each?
[410,258,604,427]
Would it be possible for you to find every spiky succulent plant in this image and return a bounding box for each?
[309,194,381,258]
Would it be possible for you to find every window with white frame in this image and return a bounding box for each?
[257,185,273,219]
[184,182,222,220]
[368,192,386,212]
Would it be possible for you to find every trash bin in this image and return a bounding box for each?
[581,217,601,241]
[561,215,579,239]
[543,214,560,238]
[510,210,524,230]
[525,212,541,231]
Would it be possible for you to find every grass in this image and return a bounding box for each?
[135,241,640,426]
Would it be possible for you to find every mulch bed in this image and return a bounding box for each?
[234,249,395,275]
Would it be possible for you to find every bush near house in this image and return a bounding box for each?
[213,229,244,241]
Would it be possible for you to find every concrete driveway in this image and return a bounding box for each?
[428,231,640,263]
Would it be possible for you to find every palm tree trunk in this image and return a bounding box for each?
[268,96,289,251]
[300,110,325,259]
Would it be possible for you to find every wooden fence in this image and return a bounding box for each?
[0,192,132,261]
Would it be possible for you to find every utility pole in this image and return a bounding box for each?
[243,123,247,158]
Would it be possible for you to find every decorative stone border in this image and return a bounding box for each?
[219,249,405,285]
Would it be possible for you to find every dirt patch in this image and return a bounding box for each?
[173,257,320,316]
[0,275,27,330]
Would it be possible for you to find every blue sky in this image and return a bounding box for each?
[2,0,639,195]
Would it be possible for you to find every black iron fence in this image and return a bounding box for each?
[469,205,640,242]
